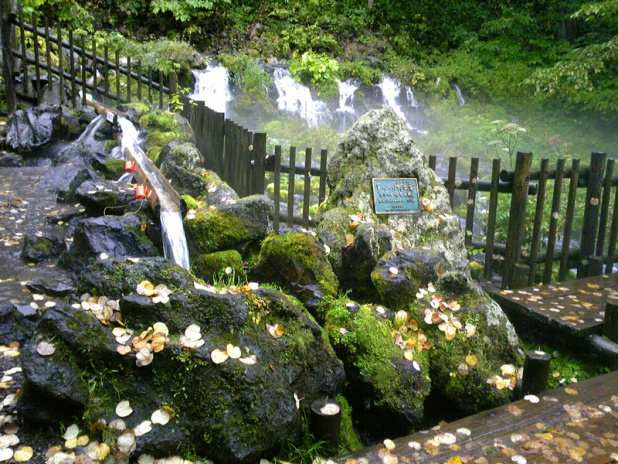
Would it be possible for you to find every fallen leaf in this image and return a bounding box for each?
[151,409,171,425]
[13,447,33,462]
[116,401,133,418]
[211,349,229,364]
[36,340,56,356]
[63,424,80,440]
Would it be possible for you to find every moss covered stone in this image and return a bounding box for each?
[182,194,199,210]
[322,297,430,439]
[191,250,246,283]
[251,232,338,314]
[101,159,127,180]
[184,195,270,256]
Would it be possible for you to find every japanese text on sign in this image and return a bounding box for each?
[372,178,419,215]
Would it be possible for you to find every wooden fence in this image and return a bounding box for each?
[3,6,617,290]
[1,5,173,111]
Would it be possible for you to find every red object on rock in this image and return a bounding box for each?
[136,185,150,200]
[125,161,136,173]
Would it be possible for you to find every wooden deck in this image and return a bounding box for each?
[338,370,618,464]
[489,273,618,338]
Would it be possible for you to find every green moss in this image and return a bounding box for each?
[336,395,363,453]
[139,110,186,137]
[105,140,119,152]
[260,232,338,298]
[101,159,126,180]
[182,194,199,210]
[184,209,249,255]
[191,250,246,283]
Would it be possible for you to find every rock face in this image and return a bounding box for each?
[59,215,159,272]
[5,105,80,154]
[20,258,346,463]
[314,108,522,435]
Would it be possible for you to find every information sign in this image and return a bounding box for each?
[372,178,419,214]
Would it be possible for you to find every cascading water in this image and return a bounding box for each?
[406,86,418,108]
[272,68,331,127]
[378,75,407,121]
[190,64,232,113]
[117,117,191,270]
[453,84,465,107]
[335,78,361,131]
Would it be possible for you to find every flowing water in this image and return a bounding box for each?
[272,68,331,127]
[116,118,191,270]
[453,84,466,107]
[189,64,232,113]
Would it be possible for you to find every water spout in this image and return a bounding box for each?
[117,117,191,269]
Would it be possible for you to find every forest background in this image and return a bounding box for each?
[9,0,618,162]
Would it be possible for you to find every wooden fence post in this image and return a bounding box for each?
[484,158,501,280]
[579,152,606,277]
[528,158,549,286]
[503,151,533,289]
[251,132,267,195]
[0,0,16,114]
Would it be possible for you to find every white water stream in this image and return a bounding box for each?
[189,64,232,113]
[273,68,331,127]
[117,117,191,270]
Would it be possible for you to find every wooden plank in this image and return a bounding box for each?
[503,152,533,289]
[596,158,614,256]
[103,45,109,99]
[126,56,131,103]
[81,37,86,105]
[339,370,618,464]
[287,146,297,228]
[302,148,312,229]
[148,68,153,104]
[491,272,618,338]
[0,0,16,114]
[606,181,618,274]
[319,149,328,205]
[18,4,28,96]
[43,18,52,89]
[543,159,566,283]
[31,12,41,102]
[159,72,164,109]
[69,29,77,106]
[528,159,549,286]
[447,156,457,209]
[91,34,96,92]
[252,132,267,195]
[213,111,226,176]
[273,146,282,234]
[115,50,120,105]
[464,157,479,247]
[55,25,64,104]
[223,119,233,184]
[428,155,436,171]
[559,159,580,281]
[580,152,607,277]
[137,60,142,101]
[484,159,500,280]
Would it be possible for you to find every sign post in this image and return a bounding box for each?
[372,178,419,215]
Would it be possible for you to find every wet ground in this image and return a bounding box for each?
[0,166,82,308]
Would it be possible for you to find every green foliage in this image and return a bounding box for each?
[289,51,340,89]
[151,0,231,22]
[275,23,340,57]
[339,60,383,85]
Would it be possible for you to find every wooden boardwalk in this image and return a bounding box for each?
[338,370,618,464]
[489,273,618,338]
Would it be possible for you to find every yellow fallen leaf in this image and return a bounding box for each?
[13,447,33,462]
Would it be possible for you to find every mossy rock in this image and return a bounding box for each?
[22,264,346,463]
[184,195,271,256]
[322,297,430,440]
[161,161,237,204]
[182,194,199,210]
[191,250,246,283]
[251,231,338,314]
[21,233,64,263]
[100,159,127,180]
[161,142,204,172]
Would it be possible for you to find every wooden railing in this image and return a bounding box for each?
[2,5,173,111]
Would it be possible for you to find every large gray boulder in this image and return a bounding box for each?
[315,109,522,435]
[20,258,345,463]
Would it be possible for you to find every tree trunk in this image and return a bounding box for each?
[0,0,17,114]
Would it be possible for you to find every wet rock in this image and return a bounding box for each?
[191,250,246,283]
[26,279,74,298]
[21,233,65,263]
[0,304,37,345]
[74,180,137,215]
[251,232,337,315]
[184,194,271,256]
[5,105,80,154]
[0,152,24,167]
[59,214,159,272]
[22,259,345,462]
[55,168,102,203]
[160,161,237,204]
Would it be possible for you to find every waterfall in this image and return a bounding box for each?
[190,64,232,113]
[405,86,418,108]
[117,117,190,270]
[378,75,406,121]
[453,84,465,107]
[272,68,331,127]
[335,78,361,131]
